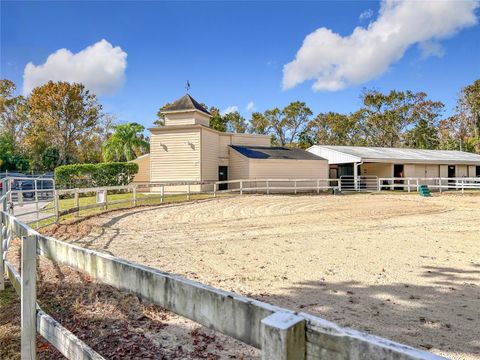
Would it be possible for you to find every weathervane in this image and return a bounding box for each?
[185,80,191,93]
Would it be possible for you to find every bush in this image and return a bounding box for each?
[55,162,139,189]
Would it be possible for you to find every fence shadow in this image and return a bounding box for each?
[252,265,479,359]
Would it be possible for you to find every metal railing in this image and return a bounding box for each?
[1,177,446,360]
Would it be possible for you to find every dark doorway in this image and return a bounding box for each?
[448,165,456,178]
[476,166,480,177]
[218,166,228,190]
[448,165,456,187]
[394,164,404,190]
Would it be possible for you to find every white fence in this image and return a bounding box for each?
[378,177,480,193]
[1,177,447,360]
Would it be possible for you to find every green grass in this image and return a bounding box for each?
[0,279,18,308]
[34,191,229,228]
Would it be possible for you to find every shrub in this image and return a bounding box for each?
[54,162,139,189]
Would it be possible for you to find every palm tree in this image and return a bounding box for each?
[102,123,149,162]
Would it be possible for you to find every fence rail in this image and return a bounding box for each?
[1,177,448,359]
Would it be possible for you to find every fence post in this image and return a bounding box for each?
[34,180,39,224]
[21,234,37,360]
[407,179,411,193]
[0,214,4,291]
[213,183,217,197]
[240,181,243,195]
[161,185,164,203]
[74,189,79,217]
[416,179,420,192]
[338,178,342,192]
[439,179,442,193]
[187,183,191,201]
[261,312,306,360]
[54,191,59,224]
[294,180,297,195]
[316,179,320,194]
[133,186,137,207]
[462,179,465,194]
[267,181,270,195]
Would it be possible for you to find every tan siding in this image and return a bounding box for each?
[457,165,468,177]
[248,159,328,179]
[150,129,201,181]
[468,165,476,177]
[201,128,220,181]
[164,112,210,127]
[361,163,393,178]
[440,165,448,178]
[229,149,249,180]
[131,155,150,183]
[231,134,270,147]
[219,134,232,159]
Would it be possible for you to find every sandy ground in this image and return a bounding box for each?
[46,193,480,360]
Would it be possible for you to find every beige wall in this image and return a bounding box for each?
[201,129,220,181]
[468,165,477,177]
[440,165,448,178]
[150,128,201,181]
[456,165,468,177]
[248,159,328,179]
[231,134,270,147]
[164,111,210,127]
[229,148,250,180]
[131,155,150,183]
[361,163,393,178]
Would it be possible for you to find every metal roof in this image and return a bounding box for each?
[162,94,211,115]
[311,145,480,164]
[230,145,326,160]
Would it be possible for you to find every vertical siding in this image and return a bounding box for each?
[439,165,448,178]
[150,129,201,181]
[201,129,220,181]
[131,155,150,183]
[468,165,476,177]
[249,160,328,179]
[229,149,249,180]
[457,165,468,177]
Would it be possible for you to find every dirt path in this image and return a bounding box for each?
[46,193,480,360]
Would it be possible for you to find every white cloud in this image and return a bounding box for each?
[23,39,127,95]
[359,9,373,21]
[222,105,238,115]
[246,101,256,112]
[283,0,479,92]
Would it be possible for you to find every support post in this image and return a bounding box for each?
[132,186,137,207]
[213,183,217,197]
[261,312,306,360]
[240,181,243,195]
[74,189,79,217]
[0,215,4,291]
[21,234,37,360]
[54,191,59,224]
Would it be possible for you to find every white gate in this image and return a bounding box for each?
[339,175,379,192]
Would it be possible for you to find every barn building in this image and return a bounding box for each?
[132,94,328,186]
[307,145,480,180]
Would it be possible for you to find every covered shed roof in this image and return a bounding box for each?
[308,145,480,165]
[230,145,326,160]
[162,94,211,115]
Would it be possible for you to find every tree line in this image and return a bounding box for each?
[0,80,149,172]
[156,80,480,153]
[1,78,479,173]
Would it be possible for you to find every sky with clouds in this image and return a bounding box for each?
[1,1,479,128]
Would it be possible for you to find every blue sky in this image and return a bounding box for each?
[1,1,479,129]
